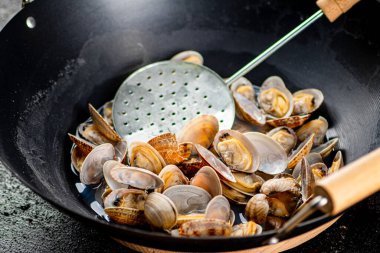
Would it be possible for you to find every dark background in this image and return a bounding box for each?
[1,0,380,252]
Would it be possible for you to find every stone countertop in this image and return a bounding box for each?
[1,2,380,253]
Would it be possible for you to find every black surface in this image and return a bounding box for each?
[0,0,379,252]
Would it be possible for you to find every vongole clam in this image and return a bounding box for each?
[231,221,262,237]
[311,137,339,159]
[230,77,256,102]
[328,150,344,175]
[267,127,297,154]
[158,165,189,192]
[221,182,251,205]
[170,50,204,65]
[104,188,147,226]
[144,192,178,230]
[266,114,311,129]
[68,133,95,172]
[177,114,219,149]
[213,130,260,173]
[288,133,315,169]
[190,166,222,197]
[258,76,294,119]
[296,116,328,147]
[222,172,264,196]
[292,88,324,115]
[128,141,166,174]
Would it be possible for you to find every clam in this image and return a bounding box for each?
[144,192,178,230]
[231,221,262,236]
[71,146,86,172]
[163,185,212,214]
[178,219,232,237]
[114,140,128,163]
[177,115,219,149]
[266,114,311,129]
[148,133,185,165]
[171,50,204,65]
[190,166,222,197]
[69,134,95,172]
[288,133,315,169]
[194,144,236,182]
[245,194,269,224]
[296,116,328,147]
[103,160,127,190]
[177,213,206,227]
[221,182,250,205]
[108,166,164,190]
[213,130,260,173]
[80,143,115,185]
[88,103,121,142]
[78,123,110,145]
[177,156,208,178]
[158,165,189,192]
[267,127,297,154]
[292,152,323,179]
[311,162,328,180]
[128,141,166,174]
[268,197,290,217]
[222,172,264,196]
[300,158,315,202]
[258,76,293,118]
[328,151,344,175]
[266,216,286,229]
[104,188,147,225]
[230,77,255,101]
[292,88,324,115]
[260,177,301,197]
[311,138,339,159]
[244,132,288,174]
[205,196,231,222]
[232,91,266,126]
[102,101,113,126]
[178,142,194,159]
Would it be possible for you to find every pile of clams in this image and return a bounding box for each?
[68,50,342,238]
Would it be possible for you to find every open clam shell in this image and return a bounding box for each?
[266,114,311,129]
[311,138,339,158]
[231,221,262,236]
[288,133,315,169]
[296,116,328,146]
[71,146,86,172]
[158,165,189,192]
[221,182,250,205]
[103,160,127,190]
[222,172,264,196]
[80,143,115,185]
[68,133,94,155]
[194,144,236,182]
[292,152,323,179]
[230,77,255,101]
[232,92,266,126]
[266,126,297,154]
[102,101,113,126]
[114,140,128,163]
[177,115,219,149]
[179,219,232,237]
[213,130,260,174]
[144,192,178,230]
[170,50,204,65]
[258,76,294,119]
[109,166,164,190]
[148,133,185,165]
[328,150,344,175]
[128,141,166,174]
[190,166,222,197]
[78,122,110,145]
[300,158,315,202]
[292,88,324,115]
[88,103,121,142]
[163,185,212,215]
[244,132,287,175]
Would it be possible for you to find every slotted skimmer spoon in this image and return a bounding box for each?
[113,0,359,141]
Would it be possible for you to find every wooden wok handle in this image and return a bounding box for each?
[317,0,361,22]
[315,148,380,215]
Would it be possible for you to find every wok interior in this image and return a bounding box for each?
[0,0,379,251]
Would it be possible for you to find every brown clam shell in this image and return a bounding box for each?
[88,103,121,142]
[179,219,232,237]
[245,194,269,224]
[266,114,311,129]
[148,133,185,165]
[288,133,315,169]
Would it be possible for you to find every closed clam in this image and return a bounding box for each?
[328,151,344,175]
[144,192,178,230]
[245,194,269,224]
[232,91,266,126]
[260,177,301,197]
[163,185,211,214]
[190,166,222,197]
[244,132,287,174]
[80,143,115,185]
[194,144,236,182]
[292,88,324,115]
[267,127,297,154]
[266,114,311,129]
[213,130,260,173]
[178,219,232,237]
[311,138,339,158]
[104,188,147,225]
[231,221,262,236]
[158,165,189,192]
[148,133,185,165]
[222,172,264,196]
[296,116,328,146]
[108,166,164,190]
[258,76,293,118]
[128,141,166,174]
[177,115,219,149]
[288,134,315,169]
[171,50,204,65]
[205,195,231,222]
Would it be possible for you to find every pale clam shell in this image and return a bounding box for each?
[144,192,178,230]
[109,166,164,190]
[232,92,266,126]
[311,138,339,159]
[128,141,166,174]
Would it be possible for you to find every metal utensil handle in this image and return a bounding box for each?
[225,10,323,86]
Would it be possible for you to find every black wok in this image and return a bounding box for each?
[0,0,379,251]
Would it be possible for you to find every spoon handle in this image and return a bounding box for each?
[317,0,361,22]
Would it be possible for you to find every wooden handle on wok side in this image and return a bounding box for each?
[317,0,360,22]
[315,147,380,215]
